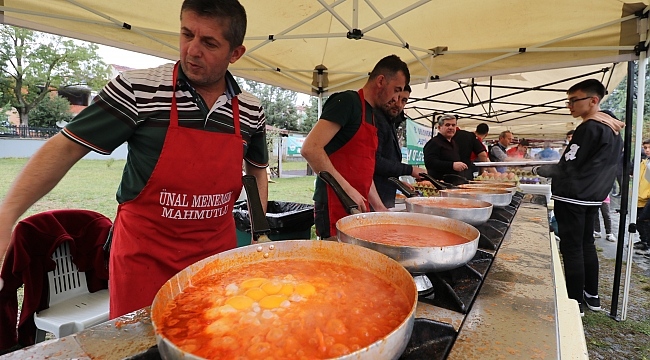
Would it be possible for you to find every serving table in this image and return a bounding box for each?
[1,196,587,360]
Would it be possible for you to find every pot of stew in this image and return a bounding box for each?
[404,196,493,226]
[150,176,418,360]
[318,171,480,274]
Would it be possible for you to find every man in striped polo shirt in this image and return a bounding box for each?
[0,0,268,318]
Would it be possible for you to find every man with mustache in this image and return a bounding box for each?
[423,114,468,180]
[373,84,426,208]
[302,55,409,238]
[0,0,268,319]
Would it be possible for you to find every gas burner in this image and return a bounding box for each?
[476,220,507,250]
[417,250,493,313]
[400,319,457,360]
[414,274,434,295]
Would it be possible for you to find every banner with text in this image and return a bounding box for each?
[405,119,432,165]
[286,136,305,156]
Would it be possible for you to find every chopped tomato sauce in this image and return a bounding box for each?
[345,224,470,247]
[158,259,411,359]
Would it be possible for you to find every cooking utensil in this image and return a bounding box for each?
[151,175,419,360]
[418,172,457,190]
[388,176,493,225]
[439,188,513,208]
[242,175,272,243]
[404,197,493,226]
[336,212,480,273]
[151,240,418,360]
[457,183,517,193]
[443,173,470,185]
[318,170,361,214]
[318,172,480,274]
[388,177,421,198]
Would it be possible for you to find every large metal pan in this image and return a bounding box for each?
[151,240,418,360]
[336,212,480,273]
[388,177,493,226]
[440,188,513,208]
[151,175,419,360]
[319,172,480,274]
[457,183,517,192]
[404,196,493,226]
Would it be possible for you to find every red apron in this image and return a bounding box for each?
[109,63,243,318]
[326,89,378,236]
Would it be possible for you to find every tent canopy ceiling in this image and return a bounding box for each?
[1,0,648,136]
[406,62,628,139]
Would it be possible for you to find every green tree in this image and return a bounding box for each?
[601,61,650,138]
[28,95,73,127]
[237,78,302,131]
[299,96,324,132]
[0,25,110,126]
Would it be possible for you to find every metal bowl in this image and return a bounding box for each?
[151,240,417,360]
[457,183,517,193]
[439,188,513,207]
[405,197,493,226]
[337,212,480,274]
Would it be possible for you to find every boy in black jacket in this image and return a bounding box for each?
[533,79,624,315]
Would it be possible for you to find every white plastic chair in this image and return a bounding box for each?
[33,241,109,341]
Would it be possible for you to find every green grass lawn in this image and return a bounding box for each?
[0,158,316,222]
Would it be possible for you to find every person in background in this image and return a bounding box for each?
[535,141,561,161]
[302,55,409,238]
[373,85,426,208]
[566,129,575,143]
[454,120,495,180]
[593,196,615,242]
[423,114,467,180]
[561,129,575,154]
[533,79,624,315]
[633,139,650,256]
[0,0,269,319]
[488,130,514,173]
[506,138,530,159]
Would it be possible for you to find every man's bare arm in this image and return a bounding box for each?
[476,151,497,173]
[0,133,90,273]
[301,119,369,212]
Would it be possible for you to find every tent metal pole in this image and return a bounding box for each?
[244,54,315,89]
[611,61,637,320]
[317,0,352,31]
[622,47,648,321]
[318,94,323,120]
[63,0,177,51]
[363,0,435,78]
[246,0,346,54]
[362,0,430,33]
[445,46,635,54]
[442,13,639,78]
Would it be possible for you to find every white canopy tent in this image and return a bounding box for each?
[2,0,649,320]
[406,62,628,139]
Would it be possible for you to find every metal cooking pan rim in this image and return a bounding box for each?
[151,240,418,360]
[404,196,492,209]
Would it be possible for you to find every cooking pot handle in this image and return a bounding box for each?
[419,172,456,190]
[443,173,470,185]
[241,175,272,243]
[388,177,420,197]
[318,171,361,214]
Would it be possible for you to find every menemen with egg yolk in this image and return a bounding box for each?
[157,259,412,359]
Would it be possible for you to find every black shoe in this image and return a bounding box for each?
[578,302,585,317]
[633,242,648,250]
[583,293,601,311]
